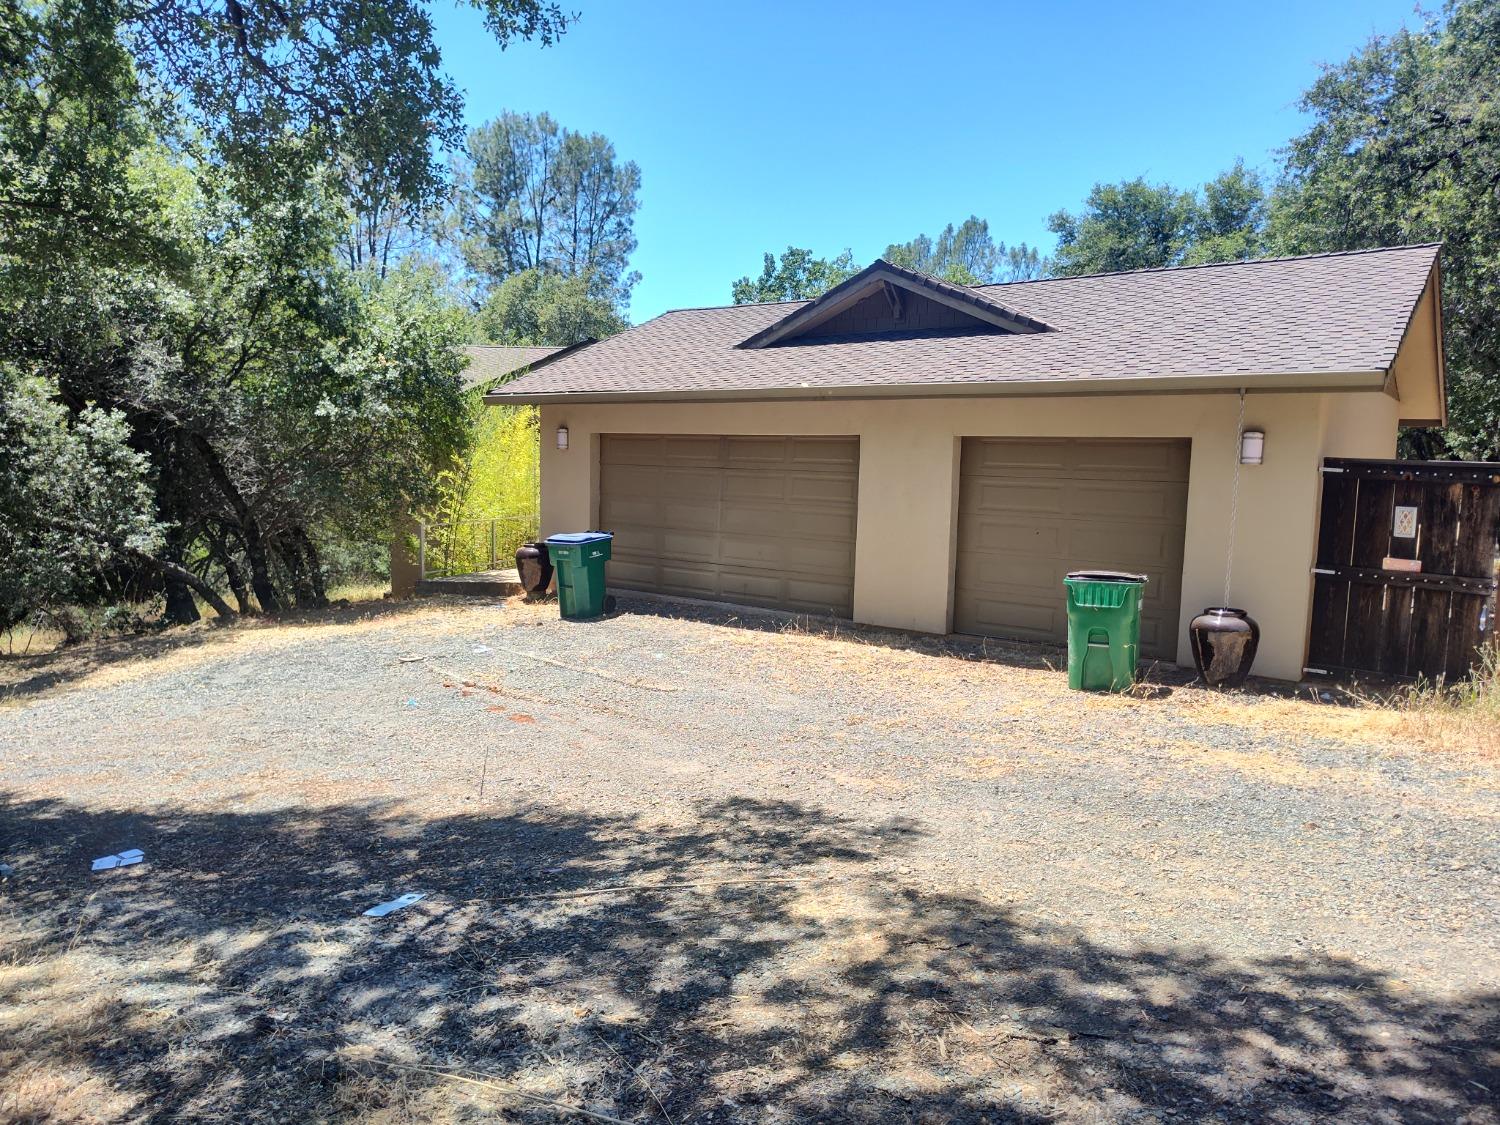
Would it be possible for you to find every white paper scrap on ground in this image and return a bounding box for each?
[363,892,425,917]
[91,848,144,871]
[473,644,492,654]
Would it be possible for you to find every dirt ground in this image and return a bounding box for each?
[1,595,1497,1124]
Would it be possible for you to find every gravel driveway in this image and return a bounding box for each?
[2,594,1497,1123]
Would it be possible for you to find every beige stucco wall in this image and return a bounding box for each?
[537,389,1400,681]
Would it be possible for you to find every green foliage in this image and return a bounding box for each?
[0,0,543,624]
[1049,163,1268,276]
[1049,179,1197,275]
[1187,162,1270,266]
[460,111,642,308]
[0,368,163,633]
[731,246,859,304]
[473,268,626,345]
[1271,0,1500,459]
[885,217,1053,283]
[426,402,541,576]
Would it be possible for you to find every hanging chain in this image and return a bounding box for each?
[1223,389,1246,606]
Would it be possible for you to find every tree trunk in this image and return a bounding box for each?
[163,579,202,625]
[103,539,237,619]
[208,526,253,614]
[276,536,317,608]
[160,532,202,626]
[243,520,281,613]
[294,527,329,606]
[191,434,282,612]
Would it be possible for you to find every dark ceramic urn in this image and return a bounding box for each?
[1189,607,1260,688]
[515,542,553,599]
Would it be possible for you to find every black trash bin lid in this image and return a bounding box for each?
[1065,569,1148,583]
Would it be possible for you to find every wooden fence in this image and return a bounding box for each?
[1307,458,1500,680]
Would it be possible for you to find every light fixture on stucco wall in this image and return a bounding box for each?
[556,424,569,451]
[1240,428,1265,465]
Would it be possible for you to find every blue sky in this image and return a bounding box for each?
[433,0,1419,321]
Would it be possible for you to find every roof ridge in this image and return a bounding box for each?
[975,243,1441,290]
[657,243,1440,318]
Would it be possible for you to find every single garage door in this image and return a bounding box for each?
[954,438,1190,659]
[598,434,859,616]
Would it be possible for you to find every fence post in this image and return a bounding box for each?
[489,519,498,571]
[418,521,427,581]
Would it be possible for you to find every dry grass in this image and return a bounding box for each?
[0,582,391,662]
[1,621,67,657]
[1370,643,1500,756]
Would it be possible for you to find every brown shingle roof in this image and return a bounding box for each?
[460,345,567,389]
[488,245,1441,402]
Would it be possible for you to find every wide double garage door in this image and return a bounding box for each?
[598,434,859,616]
[954,439,1190,659]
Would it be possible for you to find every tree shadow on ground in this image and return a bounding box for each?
[1,792,1494,1123]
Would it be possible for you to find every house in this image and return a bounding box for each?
[485,246,1446,681]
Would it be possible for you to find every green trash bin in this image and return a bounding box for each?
[1064,570,1148,692]
[544,531,614,620]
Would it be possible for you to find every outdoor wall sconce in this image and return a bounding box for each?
[556,425,569,451]
[1239,429,1265,465]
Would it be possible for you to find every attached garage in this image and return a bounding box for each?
[954,438,1190,659]
[598,434,859,615]
[485,247,1448,681]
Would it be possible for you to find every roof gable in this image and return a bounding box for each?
[738,259,1052,348]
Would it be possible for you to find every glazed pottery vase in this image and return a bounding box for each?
[514,542,553,599]
[1189,607,1260,688]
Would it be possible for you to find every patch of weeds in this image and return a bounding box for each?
[1361,642,1500,755]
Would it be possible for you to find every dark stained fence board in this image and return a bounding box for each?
[1418,483,1462,575]
[1315,471,1360,568]
[1456,485,1500,577]
[1408,588,1452,679]
[1311,458,1500,681]
[1306,575,1349,669]
[1351,479,1396,568]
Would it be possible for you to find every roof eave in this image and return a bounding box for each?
[488,370,1390,406]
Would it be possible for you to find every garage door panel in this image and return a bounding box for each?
[661,436,723,464]
[657,468,722,502]
[1066,523,1183,562]
[652,528,716,561]
[722,506,855,540]
[955,438,1189,659]
[971,479,1065,514]
[1072,442,1191,478]
[721,472,788,502]
[965,595,1062,639]
[964,442,1069,475]
[788,475,859,505]
[599,434,858,617]
[608,557,659,586]
[655,497,719,531]
[717,568,786,602]
[1070,482,1188,521]
[957,550,1059,593]
[724,436,790,465]
[718,535,853,575]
